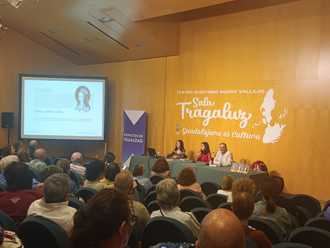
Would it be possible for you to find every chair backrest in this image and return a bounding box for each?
[144,191,157,206]
[201,182,219,196]
[248,217,286,244]
[289,227,330,248]
[305,217,330,233]
[272,242,312,248]
[147,200,160,214]
[142,217,196,248]
[68,197,84,210]
[191,207,210,223]
[289,194,321,217]
[0,210,17,232]
[18,216,70,248]
[75,187,97,202]
[180,196,208,212]
[179,189,200,201]
[218,202,232,210]
[206,193,227,209]
[145,185,156,196]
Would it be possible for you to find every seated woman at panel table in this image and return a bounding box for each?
[167,140,187,159]
[196,142,212,165]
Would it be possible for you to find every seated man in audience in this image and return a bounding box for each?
[217,175,234,202]
[34,165,64,195]
[28,148,49,179]
[84,160,106,191]
[28,140,40,159]
[56,158,79,193]
[177,166,204,199]
[195,209,245,248]
[70,189,133,248]
[0,155,19,188]
[101,163,121,188]
[144,158,170,192]
[70,152,85,179]
[232,192,272,248]
[0,162,42,223]
[151,178,200,238]
[114,171,150,239]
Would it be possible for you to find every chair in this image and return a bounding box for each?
[289,227,330,248]
[289,194,321,217]
[323,200,330,212]
[179,189,200,201]
[68,197,84,210]
[18,216,70,248]
[0,210,17,232]
[145,185,156,196]
[206,193,227,209]
[191,207,210,223]
[180,196,208,212]
[248,217,286,244]
[218,202,232,210]
[147,200,160,214]
[75,187,97,202]
[272,242,312,248]
[142,217,196,248]
[144,191,157,206]
[201,182,219,196]
[305,217,330,232]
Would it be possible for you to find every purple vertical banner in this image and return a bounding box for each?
[122,110,147,162]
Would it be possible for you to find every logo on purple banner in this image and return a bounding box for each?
[122,110,147,162]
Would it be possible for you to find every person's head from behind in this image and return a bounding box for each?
[196,209,245,248]
[177,166,197,187]
[34,148,47,162]
[85,160,105,182]
[105,164,121,182]
[17,149,30,163]
[201,142,210,154]
[156,178,179,211]
[71,152,83,165]
[56,159,71,174]
[232,178,257,198]
[71,189,132,248]
[114,171,134,195]
[261,177,278,214]
[232,192,255,222]
[4,162,33,191]
[104,152,116,164]
[0,155,19,172]
[151,158,170,178]
[44,173,70,203]
[39,165,63,182]
[175,140,185,152]
[132,164,144,178]
[219,143,228,154]
[221,176,233,191]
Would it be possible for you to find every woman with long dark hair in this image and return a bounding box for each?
[196,142,212,165]
[167,140,187,159]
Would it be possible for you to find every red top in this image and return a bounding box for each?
[0,190,43,223]
[246,226,272,248]
[197,152,212,164]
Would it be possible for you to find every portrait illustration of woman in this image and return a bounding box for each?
[75,86,91,112]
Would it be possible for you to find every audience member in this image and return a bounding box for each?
[253,177,293,234]
[151,178,200,238]
[35,148,52,165]
[196,142,212,165]
[101,163,121,188]
[177,167,204,198]
[132,164,149,187]
[0,155,19,188]
[144,159,170,192]
[71,189,133,248]
[28,173,76,234]
[34,165,64,195]
[56,158,79,193]
[217,176,233,202]
[104,152,118,167]
[114,171,149,239]
[250,161,268,172]
[28,148,49,178]
[28,140,40,159]
[84,160,106,191]
[195,209,245,248]
[233,192,272,248]
[232,178,257,198]
[70,152,85,178]
[0,162,42,223]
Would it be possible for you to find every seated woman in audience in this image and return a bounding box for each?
[104,152,118,167]
[71,189,133,248]
[253,177,293,234]
[196,142,212,165]
[232,177,257,198]
[56,158,79,193]
[151,178,200,238]
[34,165,64,195]
[101,163,121,188]
[167,140,187,159]
[144,159,170,192]
[233,192,272,248]
[250,160,268,172]
[177,166,204,198]
[132,164,149,187]
[28,173,76,235]
[0,162,42,223]
[84,160,106,191]
[217,175,234,202]
[0,155,19,188]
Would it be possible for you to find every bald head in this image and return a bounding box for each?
[197,209,245,248]
[34,148,47,162]
[71,152,83,164]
